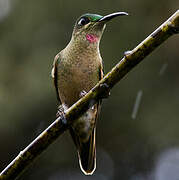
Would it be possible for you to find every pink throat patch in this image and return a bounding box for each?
[86,34,98,43]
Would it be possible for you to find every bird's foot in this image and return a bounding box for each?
[56,104,67,125]
[99,83,110,99]
[56,104,65,117]
[79,90,87,98]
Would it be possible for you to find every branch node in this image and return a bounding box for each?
[124,50,132,58]
[99,83,110,99]
[169,23,179,34]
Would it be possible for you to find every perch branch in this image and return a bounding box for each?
[0,10,178,180]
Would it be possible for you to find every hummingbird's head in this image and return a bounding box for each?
[71,12,128,45]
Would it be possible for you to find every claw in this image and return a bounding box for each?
[56,104,68,125]
[79,90,87,98]
[56,105,64,117]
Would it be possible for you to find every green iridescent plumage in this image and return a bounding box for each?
[79,13,103,22]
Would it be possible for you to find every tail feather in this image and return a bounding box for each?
[78,128,96,175]
[70,128,96,175]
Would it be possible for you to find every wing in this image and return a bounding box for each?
[51,53,61,103]
[99,61,104,80]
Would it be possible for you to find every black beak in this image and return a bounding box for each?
[99,12,128,22]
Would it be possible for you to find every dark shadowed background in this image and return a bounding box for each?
[0,0,179,179]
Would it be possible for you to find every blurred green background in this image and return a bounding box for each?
[0,0,178,179]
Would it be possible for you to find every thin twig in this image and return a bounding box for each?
[0,10,178,180]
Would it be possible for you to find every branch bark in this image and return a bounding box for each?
[0,10,178,180]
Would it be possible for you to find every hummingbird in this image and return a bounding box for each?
[51,12,128,175]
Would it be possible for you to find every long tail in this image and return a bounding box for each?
[70,128,96,175]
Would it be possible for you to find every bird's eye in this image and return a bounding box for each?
[77,17,90,26]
